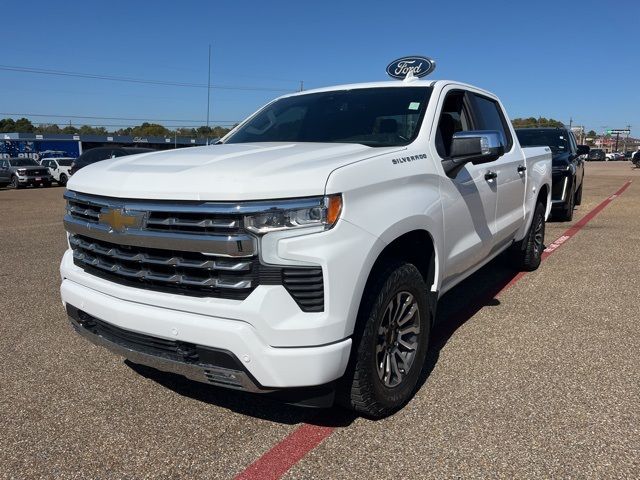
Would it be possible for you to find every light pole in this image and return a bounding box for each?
[206,44,211,145]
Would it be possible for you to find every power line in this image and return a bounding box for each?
[0,112,239,123]
[0,64,294,93]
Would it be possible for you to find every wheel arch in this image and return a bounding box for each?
[354,228,439,332]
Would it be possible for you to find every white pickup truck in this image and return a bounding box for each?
[60,76,551,417]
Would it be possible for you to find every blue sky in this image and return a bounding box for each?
[1,0,638,134]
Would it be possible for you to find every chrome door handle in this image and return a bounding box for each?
[484,171,497,181]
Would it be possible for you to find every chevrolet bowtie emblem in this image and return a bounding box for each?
[99,208,145,232]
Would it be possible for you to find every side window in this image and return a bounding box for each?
[568,131,578,153]
[470,94,513,151]
[435,90,473,158]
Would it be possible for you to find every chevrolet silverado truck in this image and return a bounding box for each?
[60,77,552,417]
[516,127,588,221]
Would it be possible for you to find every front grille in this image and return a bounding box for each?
[23,169,49,176]
[66,193,244,236]
[70,234,272,299]
[65,191,325,310]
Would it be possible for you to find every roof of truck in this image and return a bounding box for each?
[281,79,494,99]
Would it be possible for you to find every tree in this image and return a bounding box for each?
[511,117,564,128]
[130,122,171,137]
[35,124,61,134]
[78,125,108,135]
[0,117,35,132]
[62,125,80,134]
[0,118,16,131]
[587,130,597,138]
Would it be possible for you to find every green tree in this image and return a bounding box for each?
[511,117,564,128]
[130,122,171,137]
[35,124,61,134]
[0,118,16,131]
[62,125,80,134]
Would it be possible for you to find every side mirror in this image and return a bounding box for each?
[577,145,590,156]
[443,130,505,177]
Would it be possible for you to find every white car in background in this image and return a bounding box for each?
[41,157,74,186]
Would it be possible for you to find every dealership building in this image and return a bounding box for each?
[1,132,209,160]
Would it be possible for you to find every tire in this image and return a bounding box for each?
[338,261,430,418]
[575,181,583,206]
[59,174,68,187]
[509,201,546,271]
[10,176,22,189]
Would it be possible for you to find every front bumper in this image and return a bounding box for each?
[61,277,352,388]
[17,175,53,185]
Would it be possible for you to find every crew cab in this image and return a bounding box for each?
[516,127,588,221]
[41,157,75,186]
[0,157,53,189]
[60,77,551,417]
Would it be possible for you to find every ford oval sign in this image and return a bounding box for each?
[386,56,436,80]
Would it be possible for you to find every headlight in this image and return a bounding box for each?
[244,194,342,234]
[17,169,26,175]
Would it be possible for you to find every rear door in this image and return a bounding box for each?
[433,87,498,287]
[469,93,525,248]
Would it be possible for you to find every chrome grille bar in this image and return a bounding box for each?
[64,215,256,257]
[69,236,252,271]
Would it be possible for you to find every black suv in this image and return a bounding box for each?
[516,127,589,221]
[69,147,154,176]
[587,148,606,161]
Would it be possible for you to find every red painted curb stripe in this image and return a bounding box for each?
[235,179,632,480]
[542,179,632,261]
[235,424,335,480]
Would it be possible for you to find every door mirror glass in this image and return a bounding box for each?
[577,145,590,156]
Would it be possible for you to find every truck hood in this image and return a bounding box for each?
[67,142,401,201]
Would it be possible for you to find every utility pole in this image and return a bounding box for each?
[206,44,212,144]
[299,80,304,92]
[623,124,631,153]
[569,117,573,129]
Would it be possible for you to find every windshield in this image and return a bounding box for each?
[516,129,569,154]
[58,159,73,166]
[9,159,39,167]
[225,87,433,147]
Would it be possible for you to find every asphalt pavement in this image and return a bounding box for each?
[0,162,638,479]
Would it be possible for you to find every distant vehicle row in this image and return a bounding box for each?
[0,147,154,189]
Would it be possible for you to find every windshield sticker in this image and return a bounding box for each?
[408,102,420,111]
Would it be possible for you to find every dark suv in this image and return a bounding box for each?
[587,148,606,161]
[69,147,154,176]
[516,127,589,221]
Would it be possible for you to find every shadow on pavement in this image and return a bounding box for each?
[126,361,357,427]
[415,254,520,393]
[128,254,521,426]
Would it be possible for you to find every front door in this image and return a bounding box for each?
[432,88,498,288]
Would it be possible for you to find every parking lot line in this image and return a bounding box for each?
[233,178,633,480]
